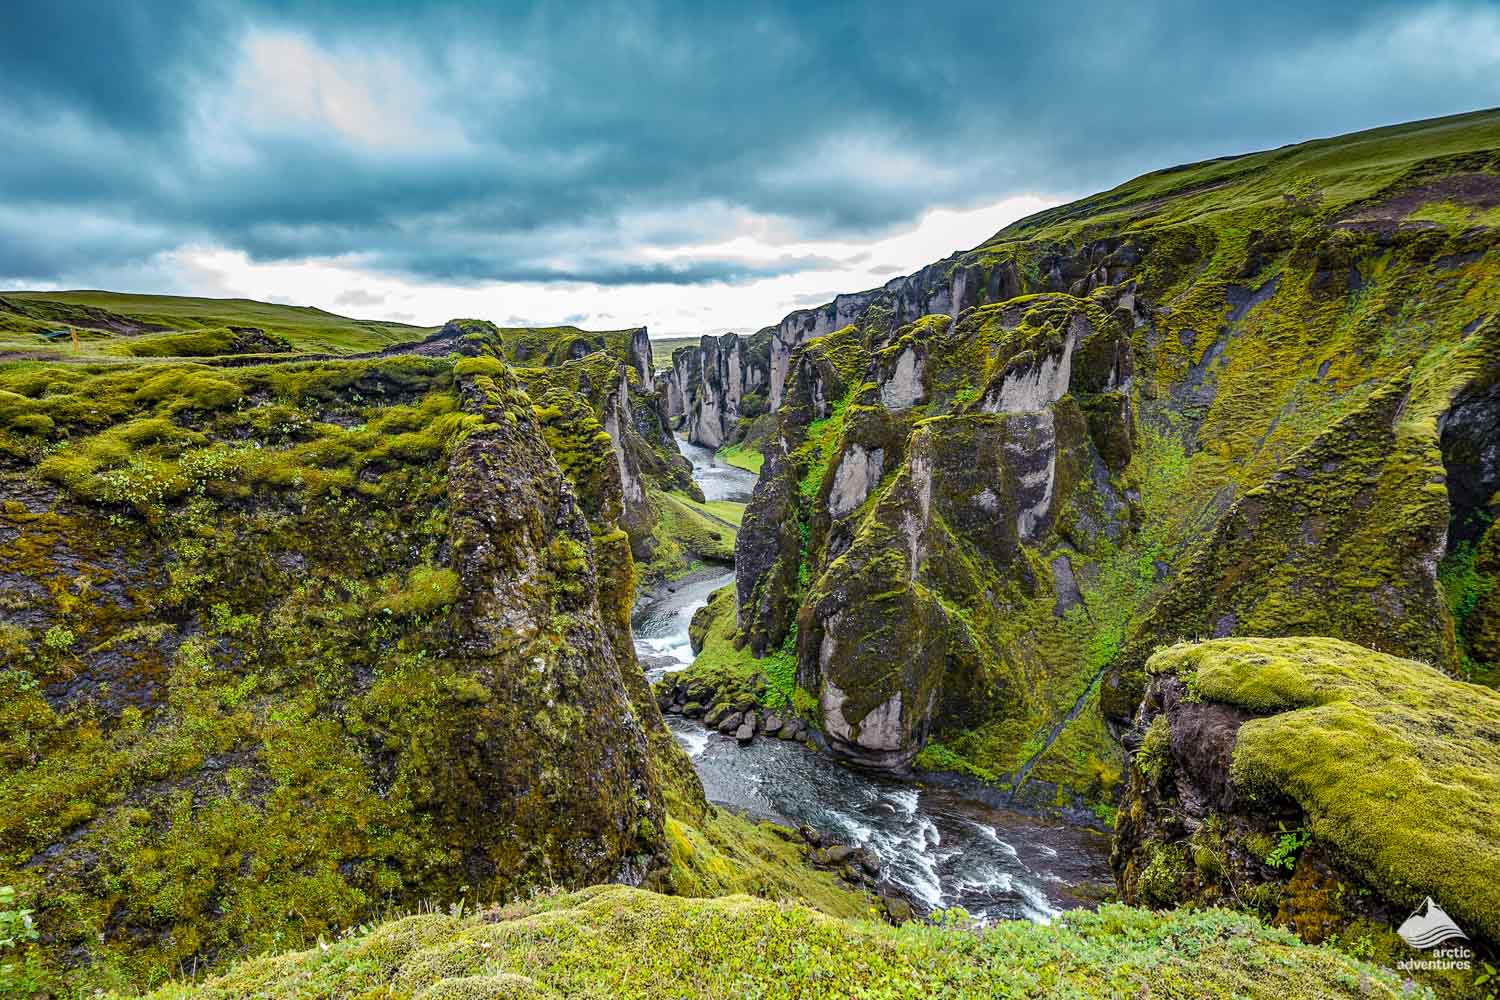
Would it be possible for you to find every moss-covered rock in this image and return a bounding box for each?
[1114,637,1499,993]
[677,331,772,449]
[0,326,695,992]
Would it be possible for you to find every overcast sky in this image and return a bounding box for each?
[3,2,1497,336]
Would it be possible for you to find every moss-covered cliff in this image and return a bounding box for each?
[1114,637,1498,994]
[717,110,1499,826]
[0,314,796,993]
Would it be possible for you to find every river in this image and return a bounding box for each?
[632,434,1110,923]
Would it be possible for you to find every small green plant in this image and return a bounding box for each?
[0,885,38,991]
[1265,824,1311,871]
[759,628,799,710]
[1135,715,1172,784]
[928,905,974,929]
[42,625,75,652]
[1334,932,1376,960]
[0,886,35,948]
[1473,960,1496,1000]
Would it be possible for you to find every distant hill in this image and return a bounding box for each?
[0,289,434,357]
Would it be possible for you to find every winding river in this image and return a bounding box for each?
[632,436,1110,923]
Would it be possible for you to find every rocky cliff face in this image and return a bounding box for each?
[681,332,770,448]
[768,260,959,412]
[656,331,771,449]
[505,325,701,579]
[0,323,702,989]
[728,112,1500,819]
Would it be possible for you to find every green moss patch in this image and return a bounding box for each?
[714,442,763,474]
[1149,637,1500,945]
[137,884,1427,999]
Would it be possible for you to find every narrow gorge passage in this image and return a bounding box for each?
[632,434,1111,922]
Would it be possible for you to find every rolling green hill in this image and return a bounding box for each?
[0,290,433,356]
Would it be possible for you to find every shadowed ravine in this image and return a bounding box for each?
[633,433,1111,922]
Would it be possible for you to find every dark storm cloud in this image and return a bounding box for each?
[2,0,1497,286]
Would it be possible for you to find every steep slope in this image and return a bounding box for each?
[0,318,817,994]
[710,108,1499,819]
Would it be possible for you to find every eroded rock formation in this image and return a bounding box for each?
[721,119,1500,821]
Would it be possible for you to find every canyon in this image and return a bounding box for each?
[1,108,1497,998]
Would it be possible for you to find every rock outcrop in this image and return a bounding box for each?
[0,324,699,988]
[656,331,772,449]
[763,298,1135,770]
[506,326,700,578]
[1114,638,1500,965]
[680,332,770,448]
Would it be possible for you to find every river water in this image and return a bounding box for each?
[632,435,1110,923]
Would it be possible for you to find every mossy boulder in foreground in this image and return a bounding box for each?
[134,884,1429,999]
[1115,637,1500,967]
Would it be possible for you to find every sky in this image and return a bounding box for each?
[2,2,1498,338]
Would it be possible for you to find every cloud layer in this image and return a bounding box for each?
[2,1,1497,332]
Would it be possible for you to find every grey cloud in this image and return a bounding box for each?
[1,0,1496,290]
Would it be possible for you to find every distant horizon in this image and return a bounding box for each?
[5,101,1497,343]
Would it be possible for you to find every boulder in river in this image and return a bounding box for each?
[762,713,784,735]
[735,720,755,744]
[717,711,743,734]
[825,844,856,865]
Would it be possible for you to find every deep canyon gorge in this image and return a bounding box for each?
[1,108,1498,999]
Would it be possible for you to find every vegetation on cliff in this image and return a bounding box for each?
[0,315,781,995]
[1140,638,1499,940]
[722,109,1500,826]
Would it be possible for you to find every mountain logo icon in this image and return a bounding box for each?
[1397,897,1469,949]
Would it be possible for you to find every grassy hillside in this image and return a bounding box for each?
[0,290,432,355]
[650,334,704,361]
[985,107,1500,246]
